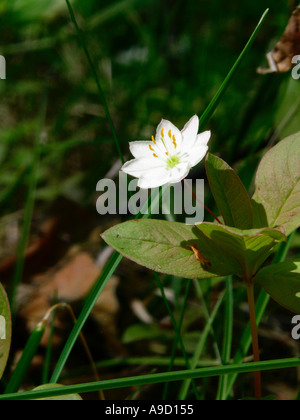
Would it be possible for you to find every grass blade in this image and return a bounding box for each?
[154,275,200,400]
[8,93,47,316]
[178,289,225,400]
[162,278,192,400]
[224,231,296,399]
[198,9,269,131]
[4,323,46,394]
[216,276,234,400]
[50,187,165,383]
[2,358,300,400]
[50,7,270,385]
[65,0,124,164]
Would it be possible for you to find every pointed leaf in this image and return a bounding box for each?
[252,133,300,235]
[255,259,300,313]
[101,220,238,280]
[0,283,12,380]
[196,223,287,279]
[32,384,82,400]
[206,153,253,229]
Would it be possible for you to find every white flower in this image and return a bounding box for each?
[121,115,211,189]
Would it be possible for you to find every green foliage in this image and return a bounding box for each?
[196,223,286,279]
[252,133,300,236]
[32,384,82,401]
[255,259,300,314]
[206,154,253,230]
[103,220,286,281]
[0,284,11,380]
[103,132,300,313]
[102,220,220,280]
[1,0,299,400]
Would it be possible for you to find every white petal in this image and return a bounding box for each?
[188,144,209,167]
[181,115,199,149]
[129,141,152,159]
[155,119,183,152]
[168,162,192,184]
[137,167,172,189]
[195,131,211,147]
[121,157,165,178]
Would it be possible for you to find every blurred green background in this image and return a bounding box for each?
[0,0,299,211]
[0,0,299,399]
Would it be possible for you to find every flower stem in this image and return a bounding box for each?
[183,179,222,224]
[246,283,262,399]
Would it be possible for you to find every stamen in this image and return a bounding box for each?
[168,130,172,138]
[165,152,169,156]
[149,145,155,152]
[172,134,177,149]
[161,128,164,138]
[152,136,156,144]
[153,153,158,158]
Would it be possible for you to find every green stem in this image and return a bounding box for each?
[162,279,192,400]
[50,187,166,383]
[155,275,200,400]
[65,0,124,164]
[216,276,233,400]
[246,283,262,399]
[2,358,300,401]
[224,231,296,398]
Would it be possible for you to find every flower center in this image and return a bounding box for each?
[166,155,180,169]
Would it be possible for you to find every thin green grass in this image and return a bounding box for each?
[154,275,200,400]
[1,358,300,401]
[2,2,298,401]
[4,323,46,394]
[216,276,234,400]
[48,6,270,387]
[178,288,225,399]
[8,93,48,316]
[162,279,192,400]
[223,231,297,399]
[65,0,124,164]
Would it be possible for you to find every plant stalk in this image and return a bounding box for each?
[246,283,262,399]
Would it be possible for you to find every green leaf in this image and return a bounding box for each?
[101,220,237,280]
[196,223,287,280]
[102,220,286,281]
[252,133,300,235]
[255,259,300,313]
[32,384,82,400]
[123,324,174,344]
[205,154,253,229]
[0,283,12,380]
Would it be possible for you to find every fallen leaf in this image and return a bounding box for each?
[257,7,300,74]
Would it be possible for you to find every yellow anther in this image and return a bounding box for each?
[168,130,172,138]
[152,135,156,144]
[165,152,169,156]
[161,128,164,138]
[153,153,158,158]
[149,144,155,152]
[172,134,177,149]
